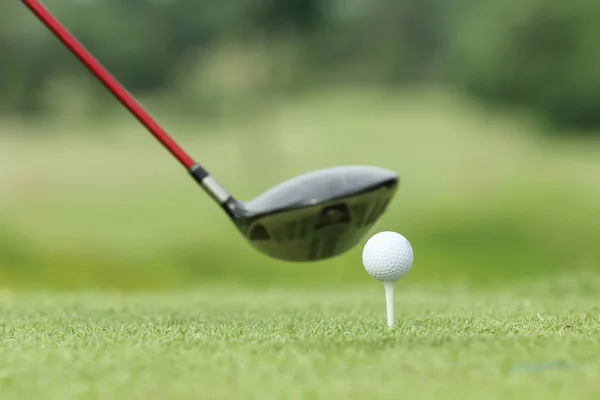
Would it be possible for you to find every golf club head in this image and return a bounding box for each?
[227,166,399,262]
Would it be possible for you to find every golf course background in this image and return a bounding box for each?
[2,1,600,290]
[2,87,599,290]
[3,4,600,399]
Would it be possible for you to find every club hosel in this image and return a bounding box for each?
[189,164,231,205]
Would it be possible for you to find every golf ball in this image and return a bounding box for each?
[362,231,414,282]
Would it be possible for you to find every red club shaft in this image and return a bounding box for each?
[21,0,196,170]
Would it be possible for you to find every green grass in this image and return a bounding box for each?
[1,274,600,399]
[2,71,600,398]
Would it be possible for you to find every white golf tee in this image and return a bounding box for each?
[383,281,395,328]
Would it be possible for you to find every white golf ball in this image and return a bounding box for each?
[362,231,414,282]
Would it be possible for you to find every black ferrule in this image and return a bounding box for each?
[189,164,209,184]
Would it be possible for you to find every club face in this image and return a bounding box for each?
[233,179,399,262]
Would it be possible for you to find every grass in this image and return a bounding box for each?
[1,274,600,399]
[2,69,600,398]
[2,89,600,398]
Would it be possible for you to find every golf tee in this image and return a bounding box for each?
[383,281,395,328]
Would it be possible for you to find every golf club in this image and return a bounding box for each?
[22,0,400,262]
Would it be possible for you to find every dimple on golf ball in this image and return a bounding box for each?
[362,231,414,282]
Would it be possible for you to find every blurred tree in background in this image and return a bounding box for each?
[3,0,600,132]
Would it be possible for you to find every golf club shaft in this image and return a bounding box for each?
[21,0,233,207]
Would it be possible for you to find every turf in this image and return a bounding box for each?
[2,87,600,398]
[1,277,599,399]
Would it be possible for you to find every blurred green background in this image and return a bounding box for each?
[1,0,599,290]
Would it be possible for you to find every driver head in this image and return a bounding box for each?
[227,166,399,262]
